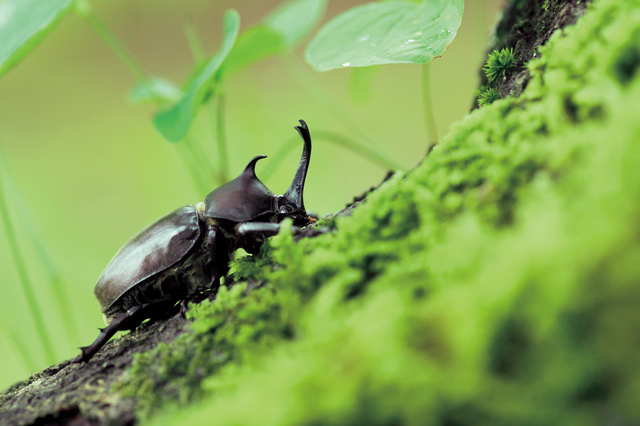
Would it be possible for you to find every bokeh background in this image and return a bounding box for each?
[0,0,502,390]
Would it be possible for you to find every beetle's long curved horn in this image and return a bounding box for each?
[282,119,312,212]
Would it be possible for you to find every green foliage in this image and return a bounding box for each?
[305,0,464,71]
[0,0,73,77]
[222,0,326,75]
[478,87,500,106]
[483,47,516,82]
[128,78,181,105]
[152,10,240,143]
[0,156,56,368]
[113,0,640,424]
[153,0,326,143]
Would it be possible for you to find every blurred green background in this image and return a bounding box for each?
[0,0,502,390]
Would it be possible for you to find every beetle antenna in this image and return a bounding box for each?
[282,119,312,212]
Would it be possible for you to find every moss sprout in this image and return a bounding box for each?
[483,47,516,81]
[478,87,501,106]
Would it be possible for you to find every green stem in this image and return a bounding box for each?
[175,140,210,195]
[259,138,297,182]
[0,313,36,374]
[184,131,215,178]
[0,169,56,366]
[316,130,403,171]
[75,0,149,83]
[184,19,206,66]
[4,175,79,346]
[422,64,439,152]
[215,93,230,184]
[282,54,383,151]
[260,130,404,183]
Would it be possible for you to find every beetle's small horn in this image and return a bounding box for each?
[282,119,312,212]
[243,155,267,178]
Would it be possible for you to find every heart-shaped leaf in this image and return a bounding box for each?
[0,0,73,77]
[305,0,464,71]
[153,10,240,142]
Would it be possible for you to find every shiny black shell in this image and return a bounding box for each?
[204,156,275,222]
[94,205,200,315]
[94,156,278,319]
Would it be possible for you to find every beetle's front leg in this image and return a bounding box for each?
[204,221,230,287]
[177,222,229,318]
[236,222,301,254]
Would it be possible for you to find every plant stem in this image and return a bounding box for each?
[315,130,403,171]
[75,0,149,83]
[422,64,439,152]
[4,176,79,346]
[185,131,215,178]
[0,149,79,347]
[184,19,206,66]
[0,168,56,366]
[282,54,395,159]
[215,93,230,184]
[179,137,213,195]
[0,314,36,373]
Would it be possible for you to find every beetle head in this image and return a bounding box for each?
[204,156,275,222]
[275,119,312,224]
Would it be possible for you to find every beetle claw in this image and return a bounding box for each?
[73,346,90,365]
[180,299,189,318]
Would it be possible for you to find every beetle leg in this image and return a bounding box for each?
[172,224,229,318]
[173,223,227,319]
[204,223,229,288]
[236,222,301,254]
[75,302,157,364]
[179,299,191,318]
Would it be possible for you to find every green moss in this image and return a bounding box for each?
[119,0,640,424]
[483,48,516,82]
[478,87,501,106]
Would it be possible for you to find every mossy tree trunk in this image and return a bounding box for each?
[3,0,640,425]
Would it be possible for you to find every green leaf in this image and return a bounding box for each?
[153,10,240,142]
[128,78,182,105]
[222,0,326,76]
[222,25,284,76]
[264,0,326,47]
[305,0,464,71]
[0,0,73,77]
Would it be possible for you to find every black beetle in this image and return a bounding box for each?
[76,120,314,363]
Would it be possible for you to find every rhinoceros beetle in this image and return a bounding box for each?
[76,120,314,363]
